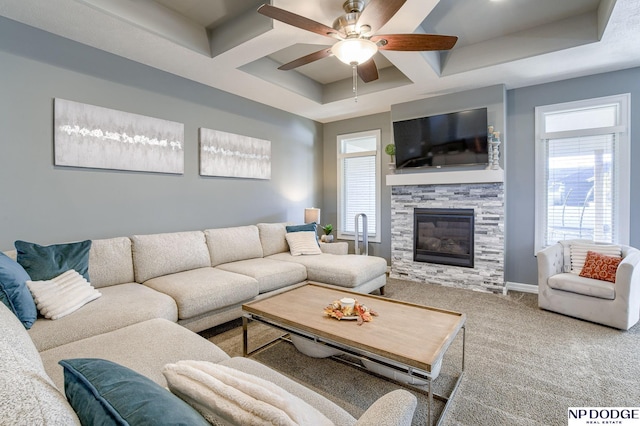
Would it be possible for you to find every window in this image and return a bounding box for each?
[534,94,630,253]
[337,129,381,243]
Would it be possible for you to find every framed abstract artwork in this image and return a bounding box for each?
[54,98,184,174]
[199,128,271,180]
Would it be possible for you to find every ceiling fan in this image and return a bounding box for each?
[257,0,458,84]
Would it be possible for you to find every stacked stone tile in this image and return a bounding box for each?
[390,183,505,293]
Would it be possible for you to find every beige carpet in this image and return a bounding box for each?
[201,278,640,425]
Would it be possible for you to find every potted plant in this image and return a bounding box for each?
[384,144,396,170]
[321,224,334,243]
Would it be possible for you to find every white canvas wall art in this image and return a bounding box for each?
[54,98,184,174]
[199,128,271,179]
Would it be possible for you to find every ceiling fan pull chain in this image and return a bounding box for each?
[351,62,358,102]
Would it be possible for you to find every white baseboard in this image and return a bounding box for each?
[506,281,538,294]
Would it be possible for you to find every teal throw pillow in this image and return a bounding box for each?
[59,358,210,426]
[15,240,92,281]
[286,222,317,233]
[0,252,37,329]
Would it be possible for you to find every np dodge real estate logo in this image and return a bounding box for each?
[568,408,640,425]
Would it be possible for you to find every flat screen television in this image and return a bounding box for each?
[393,107,489,170]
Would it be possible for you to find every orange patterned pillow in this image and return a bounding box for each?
[579,250,622,283]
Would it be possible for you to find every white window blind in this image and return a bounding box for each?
[341,155,376,234]
[544,134,616,244]
[337,130,381,242]
[534,94,630,253]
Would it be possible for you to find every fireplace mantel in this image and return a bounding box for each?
[386,168,503,186]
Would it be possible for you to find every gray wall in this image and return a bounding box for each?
[322,113,392,260]
[0,17,323,250]
[506,67,640,285]
[3,17,637,286]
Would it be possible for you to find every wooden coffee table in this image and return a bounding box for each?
[242,283,465,426]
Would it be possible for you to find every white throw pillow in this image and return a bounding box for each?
[569,243,621,274]
[26,269,101,319]
[163,360,334,426]
[285,232,322,256]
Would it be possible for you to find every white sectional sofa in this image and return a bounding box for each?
[1,222,415,425]
[15,222,387,352]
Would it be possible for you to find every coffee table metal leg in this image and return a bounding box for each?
[428,378,433,426]
[436,325,465,425]
[242,316,249,357]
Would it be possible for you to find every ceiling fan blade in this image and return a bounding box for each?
[356,0,406,34]
[258,4,344,39]
[357,58,379,83]
[278,48,334,71]
[371,34,458,51]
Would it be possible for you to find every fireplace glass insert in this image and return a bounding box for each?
[414,208,474,268]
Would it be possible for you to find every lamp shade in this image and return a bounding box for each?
[304,208,320,224]
[331,38,378,65]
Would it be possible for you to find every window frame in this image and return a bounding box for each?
[336,129,381,243]
[534,94,630,254]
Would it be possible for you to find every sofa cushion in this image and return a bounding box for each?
[354,390,417,426]
[131,231,211,283]
[548,272,615,299]
[205,225,263,267]
[219,357,356,426]
[88,237,135,288]
[40,318,230,391]
[28,283,178,352]
[0,252,37,329]
[319,242,348,255]
[60,358,209,426]
[15,239,92,281]
[163,360,333,426]
[216,258,307,293]
[285,231,322,256]
[267,253,387,288]
[27,270,102,320]
[257,222,290,256]
[0,303,80,425]
[143,267,258,320]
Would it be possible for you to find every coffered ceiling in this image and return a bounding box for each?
[1,0,639,123]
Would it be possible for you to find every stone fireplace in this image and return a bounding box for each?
[388,171,505,293]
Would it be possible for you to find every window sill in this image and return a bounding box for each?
[337,234,381,244]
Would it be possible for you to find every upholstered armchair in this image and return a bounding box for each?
[537,239,640,330]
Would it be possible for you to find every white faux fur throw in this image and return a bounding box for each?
[163,360,334,426]
[27,269,101,319]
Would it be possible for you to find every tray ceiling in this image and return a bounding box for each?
[0,0,639,123]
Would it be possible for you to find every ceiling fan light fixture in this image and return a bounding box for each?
[331,38,378,65]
